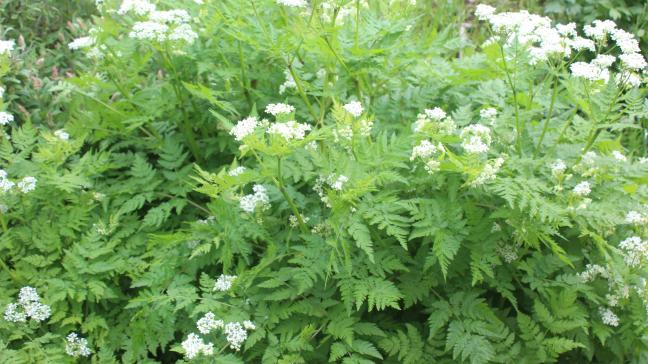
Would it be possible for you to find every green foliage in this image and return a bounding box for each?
[1,0,647,363]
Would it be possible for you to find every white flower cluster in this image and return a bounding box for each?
[471,157,505,186]
[54,129,70,141]
[0,111,14,125]
[277,0,308,7]
[228,166,246,177]
[289,214,310,228]
[410,140,444,174]
[279,69,297,94]
[313,174,350,207]
[267,121,311,141]
[65,333,92,358]
[182,333,214,360]
[497,244,518,263]
[213,274,237,292]
[343,101,364,118]
[0,171,37,194]
[476,5,646,85]
[572,181,591,196]
[183,313,256,359]
[68,36,95,50]
[196,312,224,334]
[0,40,15,55]
[550,159,567,176]
[599,307,619,327]
[625,211,646,225]
[126,4,198,44]
[578,264,608,282]
[3,286,51,323]
[479,107,497,120]
[413,107,456,134]
[117,0,156,16]
[265,103,295,116]
[239,184,270,213]
[460,124,492,154]
[619,236,647,267]
[230,117,259,141]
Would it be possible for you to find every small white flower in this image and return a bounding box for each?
[65,332,92,358]
[479,107,497,119]
[572,181,591,196]
[579,264,608,282]
[223,322,248,351]
[18,286,40,304]
[213,274,236,292]
[54,130,70,141]
[0,111,14,125]
[568,37,595,51]
[17,176,37,193]
[497,244,518,263]
[424,107,446,120]
[239,184,270,213]
[149,10,191,24]
[230,117,259,141]
[570,62,609,82]
[243,320,256,330]
[619,236,647,267]
[550,159,567,176]
[625,211,645,225]
[329,175,348,191]
[129,21,169,42]
[3,303,26,323]
[196,312,224,335]
[168,24,198,44]
[68,37,95,50]
[0,40,15,55]
[474,4,496,21]
[619,53,647,70]
[228,166,246,177]
[410,140,438,160]
[267,121,311,140]
[612,29,641,54]
[583,19,617,41]
[265,103,295,116]
[117,0,156,16]
[277,0,308,8]
[612,150,626,161]
[599,307,619,327]
[460,124,492,154]
[182,333,214,360]
[343,101,364,118]
[592,54,616,68]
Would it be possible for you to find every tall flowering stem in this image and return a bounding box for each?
[534,74,560,156]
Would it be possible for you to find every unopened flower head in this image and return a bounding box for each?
[17,176,37,193]
[265,103,295,116]
[243,320,256,330]
[65,332,92,358]
[497,244,518,263]
[343,101,364,118]
[0,111,14,125]
[182,333,214,360]
[213,274,236,292]
[230,117,259,141]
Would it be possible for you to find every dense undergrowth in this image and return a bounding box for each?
[1,1,647,363]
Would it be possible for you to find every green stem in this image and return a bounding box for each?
[276,157,309,234]
[498,42,522,156]
[534,76,559,156]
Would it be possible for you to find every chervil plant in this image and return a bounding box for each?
[1,1,647,363]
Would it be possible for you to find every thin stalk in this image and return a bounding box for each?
[498,42,522,156]
[275,157,309,234]
[534,76,559,156]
